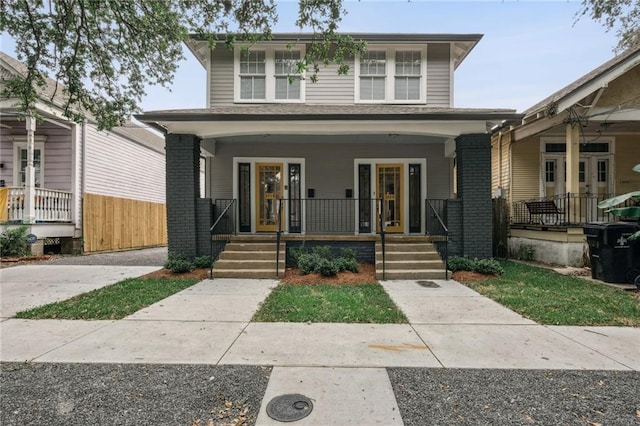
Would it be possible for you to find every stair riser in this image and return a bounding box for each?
[219,252,280,260]
[378,244,437,252]
[215,260,285,269]
[376,262,444,271]
[222,244,283,252]
[376,253,441,261]
[213,270,279,279]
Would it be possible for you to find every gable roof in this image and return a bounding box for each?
[523,45,640,119]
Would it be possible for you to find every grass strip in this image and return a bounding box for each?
[15,277,199,320]
[465,261,640,326]
[253,283,408,323]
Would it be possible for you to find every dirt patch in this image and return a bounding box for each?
[280,263,377,285]
[451,270,495,284]
[142,267,210,280]
[0,255,54,269]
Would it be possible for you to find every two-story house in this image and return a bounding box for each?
[137,33,521,278]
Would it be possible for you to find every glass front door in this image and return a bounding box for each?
[256,163,283,232]
[376,164,403,233]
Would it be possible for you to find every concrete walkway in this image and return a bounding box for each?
[1,263,639,425]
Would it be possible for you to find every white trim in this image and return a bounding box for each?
[539,136,615,196]
[354,45,428,104]
[12,136,46,187]
[449,44,455,107]
[232,157,306,234]
[233,44,306,103]
[353,158,427,235]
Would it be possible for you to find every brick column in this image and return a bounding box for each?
[455,133,493,258]
[166,134,201,258]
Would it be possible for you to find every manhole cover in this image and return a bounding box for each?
[266,394,313,422]
[416,280,440,288]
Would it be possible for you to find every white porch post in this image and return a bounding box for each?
[23,113,37,224]
[566,123,580,222]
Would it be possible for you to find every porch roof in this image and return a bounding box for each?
[136,105,522,139]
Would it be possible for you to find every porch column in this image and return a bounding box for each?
[166,133,201,258]
[455,133,492,258]
[23,113,36,224]
[566,123,580,223]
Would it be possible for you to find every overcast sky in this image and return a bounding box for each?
[1,1,622,113]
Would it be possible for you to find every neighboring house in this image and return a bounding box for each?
[491,45,640,266]
[0,52,167,254]
[137,33,521,278]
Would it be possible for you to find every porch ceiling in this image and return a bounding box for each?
[136,106,522,140]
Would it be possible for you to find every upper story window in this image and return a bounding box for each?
[355,46,427,104]
[235,45,305,103]
[359,51,386,101]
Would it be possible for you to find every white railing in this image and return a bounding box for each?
[5,187,72,223]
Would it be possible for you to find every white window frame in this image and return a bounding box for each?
[354,45,427,104]
[234,44,306,103]
[539,137,615,197]
[12,136,46,188]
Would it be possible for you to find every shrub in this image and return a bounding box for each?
[165,252,194,273]
[333,257,359,273]
[0,226,30,257]
[298,253,322,275]
[312,245,333,260]
[289,245,308,267]
[473,258,504,275]
[447,256,475,272]
[317,257,339,277]
[193,256,213,269]
[339,248,357,261]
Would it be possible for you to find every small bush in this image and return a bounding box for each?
[193,256,213,269]
[333,257,359,273]
[473,258,505,275]
[448,256,504,276]
[312,245,333,260]
[0,226,30,257]
[339,248,357,261]
[447,256,475,272]
[165,252,194,273]
[317,257,339,277]
[298,253,322,275]
[289,245,308,267]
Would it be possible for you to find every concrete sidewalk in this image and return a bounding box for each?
[1,268,639,425]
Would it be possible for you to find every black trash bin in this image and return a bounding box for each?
[584,222,640,284]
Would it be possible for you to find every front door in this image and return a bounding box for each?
[256,163,283,232]
[376,164,403,233]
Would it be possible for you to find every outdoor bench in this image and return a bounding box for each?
[525,200,563,225]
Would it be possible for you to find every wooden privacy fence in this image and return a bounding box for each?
[83,193,167,253]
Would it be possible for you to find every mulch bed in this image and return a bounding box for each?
[280,263,377,285]
[451,270,495,284]
[0,255,53,268]
[142,267,210,280]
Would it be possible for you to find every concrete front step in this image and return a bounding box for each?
[375,269,450,280]
[380,243,437,252]
[219,251,281,260]
[222,243,284,252]
[214,259,285,270]
[375,260,444,270]
[212,269,280,279]
[375,252,442,261]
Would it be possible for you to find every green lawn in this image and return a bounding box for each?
[253,283,408,323]
[16,277,199,320]
[464,261,640,326]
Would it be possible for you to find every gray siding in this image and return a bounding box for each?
[209,46,235,106]
[306,56,355,104]
[209,138,450,200]
[84,125,165,203]
[427,43,451,107]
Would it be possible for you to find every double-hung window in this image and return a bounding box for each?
[395,51,421,101]
[13,137,46,187]
[275,50,301,100]
[356,46,426,103]
[235,45,305,102]
[359,51,386,101]
[239,51,266,100]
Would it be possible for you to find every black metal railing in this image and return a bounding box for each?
[210,199,236,277]
[276,198,283,278]
[510,193,635,226]
[378,198,386,280]
[426,199,449,280]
